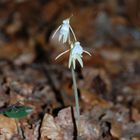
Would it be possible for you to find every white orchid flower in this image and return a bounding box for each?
[52,17,76,43]
[55,41,91,69]
[68,41,91,69]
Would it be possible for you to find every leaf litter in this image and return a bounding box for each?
[0,0,140,140]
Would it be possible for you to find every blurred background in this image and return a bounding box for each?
[0,0,140,109]
[0,0,140,102]
[0,0,140,139]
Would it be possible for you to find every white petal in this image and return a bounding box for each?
[55,49,70,60]
[83,50,91,56]
[59,27,69,43]
[52,25,61,39]
[68,54,72,68]
[62,32,68,43]
[60,24,69,34]
[76,55,83,68]
[58,34,62,41]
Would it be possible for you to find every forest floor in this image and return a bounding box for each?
[0,0,140,140]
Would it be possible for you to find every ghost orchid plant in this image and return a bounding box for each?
[52,16,91,133]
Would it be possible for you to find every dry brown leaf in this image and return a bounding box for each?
[23,121,40,140]
[40,113,62,140]
[99,47,122,61]
[41,0,70,22]
[80,68,112,93]
[9,90,26,105]
[0,115,17,139]
[111,16,129,26]
[132,108,140,121]
[124,0,140,27]
[79,115,101,140]
[110,121,122,138]
[0,40,35,61]
[80,89,112,110]
[55,107,74,140]
[121,122,140,139]
[41,107,103,140]
[123,83,140,95]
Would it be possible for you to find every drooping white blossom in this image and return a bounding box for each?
[52,18,70,43]
[68,41,91,69]
[52,17,76,44]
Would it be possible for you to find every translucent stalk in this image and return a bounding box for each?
[71,67,80,131]
[70,26,77,42]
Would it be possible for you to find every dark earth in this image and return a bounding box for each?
[0,0,140,140]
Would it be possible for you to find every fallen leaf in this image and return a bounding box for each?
[40,113,62,140]
[0,115,17,139]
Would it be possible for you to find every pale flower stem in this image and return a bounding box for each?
[71,67,80,132]
[70,26,77,42]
